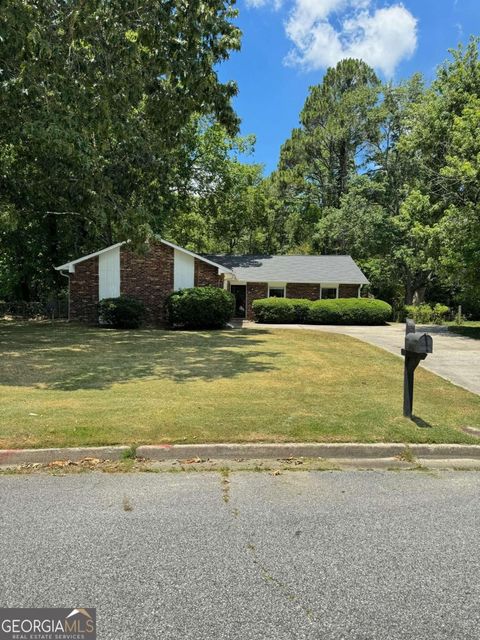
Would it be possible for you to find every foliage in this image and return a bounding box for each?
[0,0,241,300]
[270,43,480,310]
[432,304,450,325]
[307,299,392,325]
[166,287,235,329]
[164,121,268,254]
[404,304,434,324]
[98,296,146,329]
[252,298,312,323]
[399,39,480,302]
[253,297,392,325]
[404,303,450,325]
[279,59,381,209]
[2,16,480,319]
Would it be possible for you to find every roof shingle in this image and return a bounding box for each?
[202,254,369,284]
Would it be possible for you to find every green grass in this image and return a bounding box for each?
[448,321,480,340]
[0,321,479,449]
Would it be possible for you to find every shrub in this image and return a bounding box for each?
[404,303,450,325]
[307,298,392,325]
[431,303,450,325]
[404,304,432,324]
[253,297,392,325]
[252,298,312,323]
[166,286,235,329]
[98,296,146,329]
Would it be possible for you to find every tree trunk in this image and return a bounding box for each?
[405,279,414,305]
[412,286,426,305]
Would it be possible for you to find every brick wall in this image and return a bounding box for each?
[194,259,224,288]
[68,241,229,325]
[69,257,99,323]
[286,283,319,300]
[246,282,268,320]
[339,284,360,298]
[120,243,174,324]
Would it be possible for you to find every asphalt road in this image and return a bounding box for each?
[1,470,480,640]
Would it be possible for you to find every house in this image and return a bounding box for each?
[55,238,369,323]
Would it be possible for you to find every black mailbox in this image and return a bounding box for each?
[404,332,433,355]
[401,319,433,418]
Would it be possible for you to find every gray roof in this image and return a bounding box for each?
[202,254,369,284]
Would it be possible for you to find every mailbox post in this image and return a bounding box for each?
[401,319,433,418]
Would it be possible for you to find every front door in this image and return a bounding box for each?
[230,285,247,318]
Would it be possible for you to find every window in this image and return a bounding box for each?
[269,287,285,298]
[321,287,338,300]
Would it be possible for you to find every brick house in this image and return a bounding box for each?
[55,238,369,323]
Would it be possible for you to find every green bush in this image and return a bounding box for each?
[166,286,235,329]
[404,303,450,325]
[252,298,312,323]
[253,297,392,325]
[431,303,450,325]
[404,304,432,324]
[308,298,392,325]
[98,296,146,329]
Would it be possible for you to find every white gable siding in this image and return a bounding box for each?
[99,246,120,300]
[174,249,195,290]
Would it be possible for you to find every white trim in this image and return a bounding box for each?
[230,277,368,285]
[173,249,195,291]
[358,285,361,298]
[55,242,125,273]
[268,283,286,298]
[160,239,233,274]
[99,245,121,300]
[55,238,233,275]
[320,284,339,300]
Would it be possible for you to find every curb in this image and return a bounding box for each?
[2,443,480,467]
[0,446,130,466]
[409,444,480,458]
[136,442,480,461]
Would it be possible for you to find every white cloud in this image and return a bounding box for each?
[249,0,418,77]
[245,0,283,9]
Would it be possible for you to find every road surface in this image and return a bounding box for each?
[1,470,479,639]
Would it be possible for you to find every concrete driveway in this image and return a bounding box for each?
[243,322,480,395]
[2,470,480,640]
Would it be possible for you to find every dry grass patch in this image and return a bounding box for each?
[0,321,479,448]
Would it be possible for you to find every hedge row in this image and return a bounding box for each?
[252,297,392,325]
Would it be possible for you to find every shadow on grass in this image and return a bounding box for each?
[0,322,279,391]
[412,415,433,429]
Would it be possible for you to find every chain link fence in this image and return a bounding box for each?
[0,300,68,320]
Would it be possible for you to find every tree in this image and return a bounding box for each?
[279,59,381,209]
[0,0,241,300]
[165,118,268,253]
[399,39,480,304]
[273,59,381,255]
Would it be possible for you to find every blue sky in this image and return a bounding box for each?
[218,0,479,174]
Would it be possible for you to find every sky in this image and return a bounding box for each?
[218,0,480,174]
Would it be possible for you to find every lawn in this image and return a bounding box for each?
[1,321,479,449]
[448,321,480,340]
